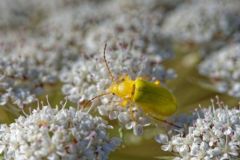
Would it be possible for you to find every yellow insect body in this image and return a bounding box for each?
[108,75,177,120]
[133,78,177,119]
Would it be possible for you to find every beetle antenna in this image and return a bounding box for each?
[103,43,115,82]
[81,92,111,110]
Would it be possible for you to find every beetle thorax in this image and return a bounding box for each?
[108,76,135,99]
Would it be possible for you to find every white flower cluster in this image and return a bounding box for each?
[60,48,175,135]
[40,0,173,59]
[161,0,240,43]
[199,43,240,97]
[156,102,240,159]
[0,54,57,107]
[0,104,121,160]
[39,2,118,54]
[0,31,82,107]
[0,0,97,28]
[84,5,173,59]
[0,0,57,28]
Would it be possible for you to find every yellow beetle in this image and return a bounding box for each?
[86,44,177,126]
[108,75,177,120]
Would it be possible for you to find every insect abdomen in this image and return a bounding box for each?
[133,79,177,119]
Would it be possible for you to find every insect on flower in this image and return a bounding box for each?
[84,44,178,127]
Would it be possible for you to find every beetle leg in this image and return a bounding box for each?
[128,101,136,121]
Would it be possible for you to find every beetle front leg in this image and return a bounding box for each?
[127,102,137,121]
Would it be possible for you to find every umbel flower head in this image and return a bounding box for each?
[0,101,121,160]
[199,43,240,97]
[156,99,240,159]
[61,46,176,135]
[84,6,173,59]
[0,53,57,107]
[0,29,83,107]
[161,0,240,44]
[0,0,100,29]
[39,1,118,54]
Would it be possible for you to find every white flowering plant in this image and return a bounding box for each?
[0,0,240,159]
[156,98,240,159]
[0,101,121,160]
